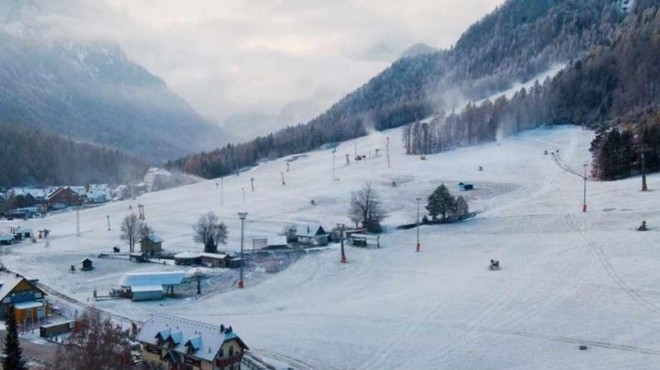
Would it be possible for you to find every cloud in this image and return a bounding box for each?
[27,0,505,140]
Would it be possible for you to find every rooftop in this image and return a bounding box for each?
[136,313,247,362]
[119,271,185,288]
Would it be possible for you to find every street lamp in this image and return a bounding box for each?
[416,198,421,252]
[582,164,587,213]
[237,212,248,288]
[337,223,347,263]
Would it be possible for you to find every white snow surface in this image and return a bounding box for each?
[3,126,660,369]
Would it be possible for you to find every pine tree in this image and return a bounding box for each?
[453,196,470,220]
[2,305,28,370]
[426,184,456,222]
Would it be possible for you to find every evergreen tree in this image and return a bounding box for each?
[2,305,28,370]
[453,196,470,220]
[426,184,456,222]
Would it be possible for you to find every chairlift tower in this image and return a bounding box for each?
[238,212,248,288]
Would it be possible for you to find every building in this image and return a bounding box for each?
[174,252,202,266]
[458,182,474,191]
[265,236,288,250]
[120,271,185,298]
[86,184,111,204]
[0,234,14,245]
[46,187,81,210]
[0,271,46,321]
[81,258,94,271]
[137,313,248,370]
[141,234,164,256]
[200,253,242,268]
[131,285,164,302]
[296,224,329,246]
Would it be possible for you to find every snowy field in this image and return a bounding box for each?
[2,126,660,369]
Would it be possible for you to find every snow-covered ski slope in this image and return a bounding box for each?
[3,126,660,370]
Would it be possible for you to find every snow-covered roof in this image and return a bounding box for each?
[0,234,14,241]
[0,272,43,301]
[148,234,164,243]
[119,271,185,287]
[267,236,288,246]
[131,285,164,293]
[174,252,201,259]
[200,252,229,259]
[136,313,248,362]
[14,301,43,310]
[296,224,326,238]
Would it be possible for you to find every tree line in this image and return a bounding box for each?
[0,125,147,187]
[404,2,659,180]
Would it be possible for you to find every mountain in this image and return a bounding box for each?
[0,125,147,187]
[169,0,627,179]
[0,0,231,161]
[403,0,659,180]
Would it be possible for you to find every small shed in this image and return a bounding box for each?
[40,320,75,338]
[296,224,329,246]
[265,236,288,250]
[200,253,229,268]
[0,234,13,245]
[140,234,163,256]
[129,252,148,263]
[81,258,93,271]
[131,285,164,301]
[174,252,202,266]
[458,182,474,191]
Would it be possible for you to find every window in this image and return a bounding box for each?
[228,346,233,356]
[219,347,224,357]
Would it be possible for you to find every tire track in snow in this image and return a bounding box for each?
[565,213,660,316]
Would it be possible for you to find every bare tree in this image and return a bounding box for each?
[138,222,153,242]
[349,183,387,233]
[193,212,228,253]
[53,308,132,370]
[120,213,142,253]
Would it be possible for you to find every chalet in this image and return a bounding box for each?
[137,313,248,370]
[296,224,329,246]
[174,252,202,266]
[46,187,81,210]
[141,234,164,256]
[0,271,46,321]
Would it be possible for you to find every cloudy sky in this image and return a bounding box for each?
[47,0,505,138]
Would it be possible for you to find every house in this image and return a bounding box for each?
[296,224,329,246]
[458,182,474,191]
[137,313,248,370]
[0,234,13,245]
[81,258,94,271]
[46,187,81,210]
[174,252,202,266]
[0,271,46,321]
[141,234,163,256]
[131,286,164,302]
[86,184,111,204]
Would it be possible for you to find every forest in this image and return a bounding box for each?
[404,1,659,180]
[0,125,147,187]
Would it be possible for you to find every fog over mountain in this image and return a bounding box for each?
[0,0,231,161]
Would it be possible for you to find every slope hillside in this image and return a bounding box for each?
[171,0,625,179]
[0,0,231,161]
[3,126,660,369]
